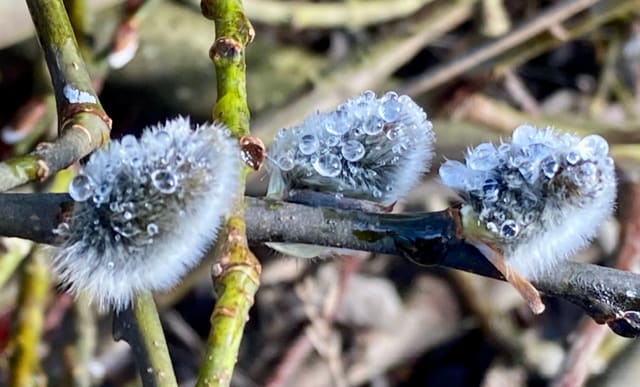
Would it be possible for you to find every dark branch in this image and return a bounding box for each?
[0,193,70,244]
[2,193,640,337]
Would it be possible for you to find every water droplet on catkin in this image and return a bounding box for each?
[151,170,177,194]
[313,154,342,177]
[341,140,365,161]
[69,175,94,202]
[298,134,319,155]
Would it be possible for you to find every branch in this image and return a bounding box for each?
[198,1,260,386]
[113,291,178,387]
[0,0,111,192]
[3,193,640,337]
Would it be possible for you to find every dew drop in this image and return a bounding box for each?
[362,90,376,99]
[566,151,581,165]
[155,130,172,145]
[541,156,559,178]
[276,154,294,171]
[107,261,115,269]
[392,142,409,154]
[438,160,468,190]
[325,135,340,147]
[386,125,404,140]
[276,128,287,139]
[363,117,384,135]
[313,153,342,177]
[341,140,365,161]
[371,187,382,198]
[124,211,133,220]
[482,178,500,202]
[572,162,599,187]
[379,92,402,122]
[354,100,372,120]
[298,134,319,155]
[467,143,499,170]
[577,134,609,160]
[325,115,350,136]
[512,125,537,145]
[151,169,177,194]
[69,175,94,202]
[500,220,519,238]
[129,155,143,168]
[147,223,159,236]
[518,161,539,184]
[121,134,138,151]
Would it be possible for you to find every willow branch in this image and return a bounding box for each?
[0,0,111,192]
[197,1,260,387]
[113,290,178,387]
[3,193,640,338]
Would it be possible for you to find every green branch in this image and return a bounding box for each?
[113,291,178,387]
[0,0,111,192]
[197,1,260,386]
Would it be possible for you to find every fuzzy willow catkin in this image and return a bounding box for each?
[439,125,617,278]
[267,91,435,205]
[53,117,240,310]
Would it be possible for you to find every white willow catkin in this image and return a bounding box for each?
[53,117,240,310]
[440,125,617,278]
[267,90,435,205]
